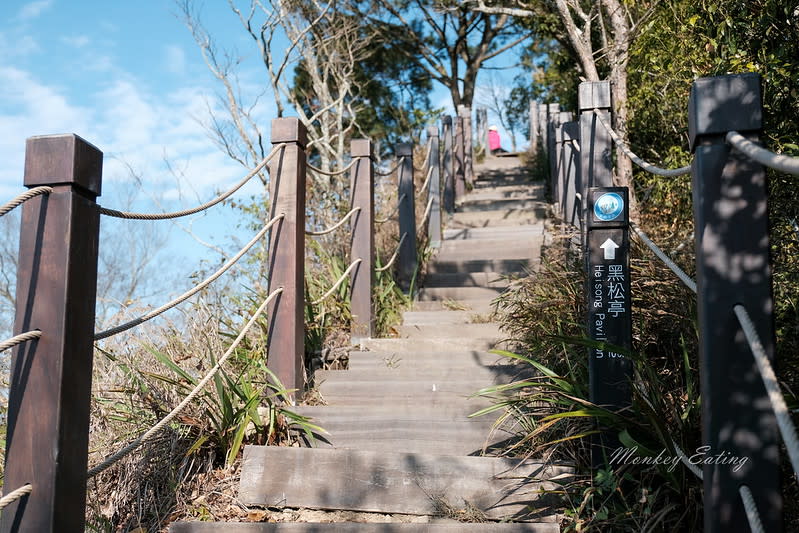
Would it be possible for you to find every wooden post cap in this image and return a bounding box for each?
[351,139,373,158]
[271,117,308,148]
[396,143,413,157]
[578,81,611,110]
[688,73,762,152]
[24,134,103,197]
[427,125,439,138]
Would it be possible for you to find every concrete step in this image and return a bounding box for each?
[443,225,544,241]
[318,379,494,399]
[437,238,541,258]
[172,521,560,532]
[425,258,531,275]
[449,209,546,228]
[239,446,573,520]
[401,310,497,326]
[362,337,502,353]
[346,350,512,370]
[457,198,546,213]
[314,364,529,384]
[411,300,496,313]
[394,323,505,340]
[418,286,504,302]
[422,272,510,288]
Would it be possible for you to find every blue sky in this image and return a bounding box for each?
[0,0,528,298]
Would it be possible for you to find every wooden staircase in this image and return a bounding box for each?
[171,156,572,532]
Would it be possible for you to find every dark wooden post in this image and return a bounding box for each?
[396,143,417,292]
[266,118,307,399]
[554,121,565,211]
[546,104,561,200]
[350,139,374,343]
[1,134,102,533]
[459,105,475,188]
[426,125,442,248]
[529,101,540,155]
[537,104,548,157]
[454,115,466,204]
[562,121,580,225]
[689,73,780,532]
[442,116,455,214]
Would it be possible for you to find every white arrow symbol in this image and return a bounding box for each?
[600,238,620,260]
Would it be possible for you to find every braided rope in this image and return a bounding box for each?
[414,139,433,173]
[95,214,284,340]
[0,484,33,510]
[593,110,691,177]
[99,144,285,220]
[0,330,42,353]
[375,233,407,273]
[739,486,765,533]
[733,304,799,481]
[307,159,356,176]
[305,207,360,236]
[375,193,407,224]
[87,287,282,479]
[727,131,799,175]
[416,165,435,199]
[0,186,52,218]
[310,258,362,305]
[671,440,703,479]
[420,195,434,225]
[631,224,697,293]
[374,157,405,177]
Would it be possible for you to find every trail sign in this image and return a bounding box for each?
[586,187,632,466]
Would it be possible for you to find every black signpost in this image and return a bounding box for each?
[586,186,632,465]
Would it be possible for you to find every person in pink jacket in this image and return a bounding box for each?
[488,125,506,154]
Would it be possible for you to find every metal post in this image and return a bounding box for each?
[454,115,466,205]
[396,143,417,292]
[585,187,632,467]
[562,121,580,225]
[459,106,475,188]
[442,116,454,214]
[1,134,102,533]
[689,73,779,532]
[267,118,307,398]
[529,100,540,155]
[350,139,374,343]
[426,125,442,248]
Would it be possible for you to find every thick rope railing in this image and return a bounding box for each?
[593,110,691,177]
[0,484,33,511]
[631,224,697,293]
[671,440,703,479]
[375,193,407,224]
[375,233,407,273]
[420,195,434,226]
[87,287,282,479]
[95,214,284,340]
[99,144,285,220]
[374,157,405,177]
[306,159,357,177]
[416,165,435,199]
[414,138,434,173]
[310,258,362,305]
[305,207,360,236]
[739,485,765,533]
[0,186,52,218]
[726,132,799,175]
[733,304,799,480]
[0,330,42,353]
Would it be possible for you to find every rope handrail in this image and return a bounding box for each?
[0,186,53,218]
[99,144,285,220]
[307,159,357,177]
[592,110,691,177]
[671,440,703,479]
[0,330,42,353]
[310,258,362,305]
[375,193,407,224]
[414,138,433,174]
[374,157,405,177]
[375,233,407,273]
[733,304,799,481]
[631,223,697,293]
[87,287,283,479]
[726,131,799,175]
[305,207,360,236]
[95,214,285,340]
[415,165,435,199]
[0,484,33,511]
[739,485,765,533]
[420,195,434,226]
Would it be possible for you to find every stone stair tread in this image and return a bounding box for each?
[394,323,505,339]
[422,272,510,288]
[171,522,560,532]
[239,446,573,520]
[417,286,505,302]
[424,259,531,275]
[401,310,498,326]
[314,365,528,383]
[410,299,497,312]
[442,225,544,240]
[361,337,506,353]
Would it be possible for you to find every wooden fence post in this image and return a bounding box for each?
[538,104,548,157]
[476,108,488,159]
[350,139,374,343]
[426,125,442,248]
[442,116,455,215]
[578,81,613,196]
[561,121,580,226]
[529,100,540,155]
[454,115,466,204]
[459,106,475,188]
[267,118,307,399]
[1,134,102,533]
[689,72,780,532]
[396,142,417,292]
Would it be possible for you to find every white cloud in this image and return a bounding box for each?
[62,35,90,48]
[16,0,54,21]
[164,45,187,76]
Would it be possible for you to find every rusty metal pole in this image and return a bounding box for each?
[1,134,102,533]
[442,116,454,215]
[426,125,442,248]
[350,139,374,343]
[266,118,307,400]
[396,142,417,292]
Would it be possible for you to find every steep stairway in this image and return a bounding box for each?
[171,155,571,531]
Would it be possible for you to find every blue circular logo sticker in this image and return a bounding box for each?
[594,193,624,221]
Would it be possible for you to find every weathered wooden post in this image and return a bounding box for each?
[476,107,488,159]
[585,186,632,467]
[442,115,455,214]
[454,115,466,204]
[546,103,561,199]
[538,104,548,156]
[459,105,475,187]
[562,121,580,226]
[426,125,442,248]
[529,100,540,155]
[1,134,102,533]
[578,81,613,196]
[396,142,417,292]
[267,118,307,399]
[689,73,779,532]
[553,120,565,212]
[350,139,374,343]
